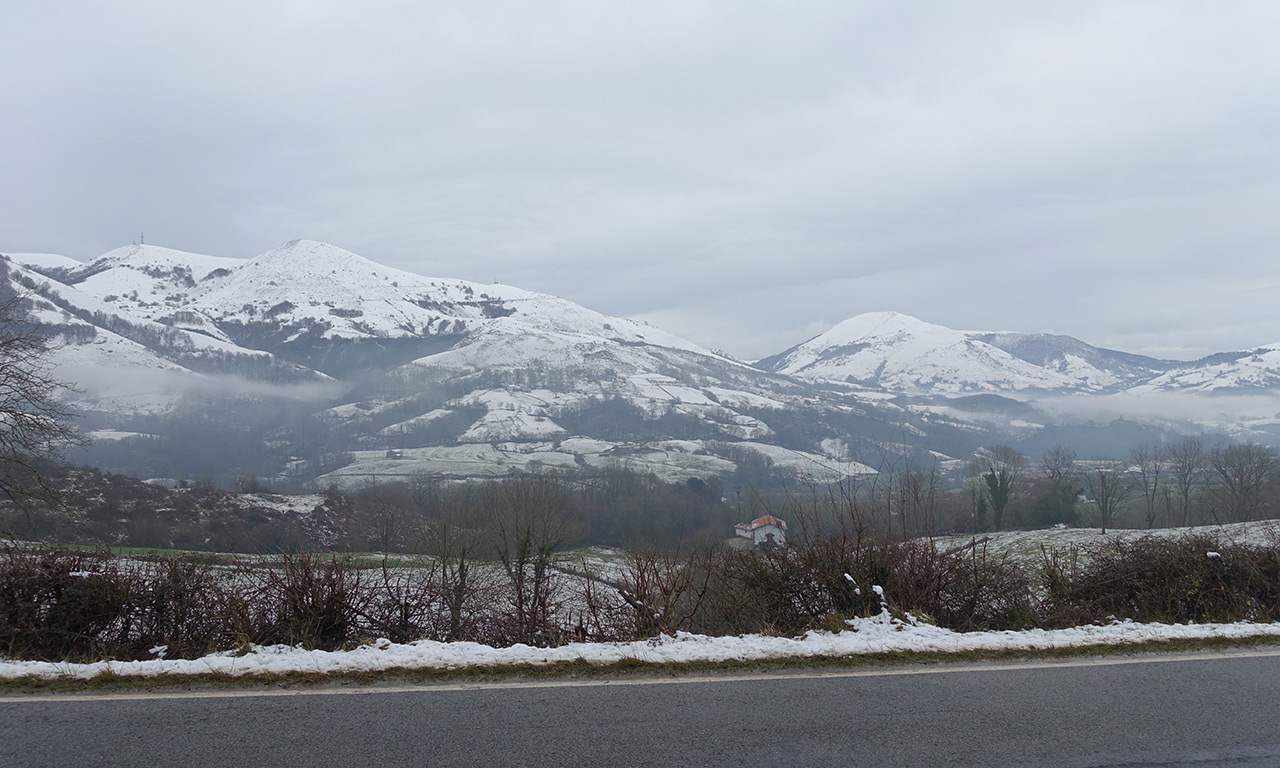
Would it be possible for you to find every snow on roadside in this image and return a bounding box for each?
[4,611,1279,681]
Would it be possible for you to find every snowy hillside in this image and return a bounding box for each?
[7,239,1280,486]
[756,312,1082,395]
[12,240,730,380]
[7,252,82,271]
[183,240,714,355]
[7,242,983,486]
[2,255,322,388]
[1129,344,1280,394]
[757,312,1248,400]
[968,331,1173,390]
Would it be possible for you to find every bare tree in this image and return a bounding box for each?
[897,462,942,538]
[1040,444,1076,484]
[1028,444,1079,527]
[1079,460,1131,534]
[487,476,577,645]
[0,287,84,509]
[408,470,442,513]
[1165,436,1206,526]
[965,477,989,532]
[357,486,415,553]
[420,503,488,642]
[1129,442,1164,529]
[863,442,906,538]
[1208,442,1279,522]
[972,445,1026,530]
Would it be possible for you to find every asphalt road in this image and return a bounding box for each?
[4,650,1280,767]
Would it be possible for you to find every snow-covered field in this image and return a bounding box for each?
[3,609,1276,681]
[315,432,875,489]
[934,520,1280,571]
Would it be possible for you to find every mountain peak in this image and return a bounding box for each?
[759,311,1078,395]
[248,240,377,273]
[818,311,951,343]
[260,239,359,261]
[242,240,447,288]
[3,252,82,272]
[64,244,239,284]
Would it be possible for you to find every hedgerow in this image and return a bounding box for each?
[3,532,1279,662]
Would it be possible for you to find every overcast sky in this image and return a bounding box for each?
[4,1,1279,362]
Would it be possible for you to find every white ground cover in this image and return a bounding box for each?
[934,520,1280,572]
[4,610,1278,681]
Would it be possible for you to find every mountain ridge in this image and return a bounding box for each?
[756,310,1276,399]
[6,242,1280,488]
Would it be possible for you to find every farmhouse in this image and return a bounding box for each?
[734,514,788,549]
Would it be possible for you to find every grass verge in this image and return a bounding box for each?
[4,634,1279,696]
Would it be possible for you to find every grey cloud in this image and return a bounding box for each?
[5,1,1280,362]
[1037,391,1280,429]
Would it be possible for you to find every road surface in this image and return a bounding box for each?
[4,649,1280,767]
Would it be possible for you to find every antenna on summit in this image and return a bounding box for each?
[140,232,145,245]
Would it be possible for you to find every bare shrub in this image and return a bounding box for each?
[1041,535,1280,626]
[558,557,632,643]
[692,540,886,638]
[0,546,131,660]
[253,554,364,650]
[691,551,805,636]
[922,541,1038,631]
[354,560,443,645]
[614,548,713,639]
[124,557,241,659]
[5,529,1280,663]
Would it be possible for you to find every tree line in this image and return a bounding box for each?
[963,437,1280,534]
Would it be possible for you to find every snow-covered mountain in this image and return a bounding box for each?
[1129,344,1280,394]
[8,241,1280,487]
[757,311,1225,398]
[3,252,323,393]
[967,331,1174,391]
[755,312,1093,395]
[32,240,731,378]
[7,243,955,486]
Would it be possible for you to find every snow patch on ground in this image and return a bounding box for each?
[734,441,878,479]
[934,520,1280,572]
[317,445,582,488]
[242,493,328,515]
[378,408,455,435]
[580,447,735,482]
[627,374,719,406]
[705,387,788,410]
[85,430,156,442]
[459,410,566,443]
[5,252,82,270]
[556,437,616,454]
[4,612,1277,680]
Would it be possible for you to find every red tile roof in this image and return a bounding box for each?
[736,515,788,531]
